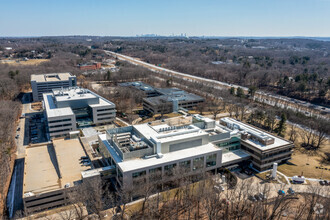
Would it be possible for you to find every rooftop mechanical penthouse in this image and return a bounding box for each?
[43,87,116,138]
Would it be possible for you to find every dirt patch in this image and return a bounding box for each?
[0,59,49,66]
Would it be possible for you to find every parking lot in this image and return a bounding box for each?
[28,113,48,144]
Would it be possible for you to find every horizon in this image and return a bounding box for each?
[1,35,330,39]
[1,0,330,37]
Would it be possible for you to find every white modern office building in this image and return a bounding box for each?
[31,73,77,101]
[43,87,116,138]
[220,118,293,171]
[98,115,250,188]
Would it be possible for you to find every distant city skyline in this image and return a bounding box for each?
[1,0,330,37]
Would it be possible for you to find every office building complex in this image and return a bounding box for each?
[31,73,77,101]
[220,118,293,171]
[119,82,204,113]
[97,115,250,188]
[43,87,116,138]
[119,81,161,97]
[143,88,204,114]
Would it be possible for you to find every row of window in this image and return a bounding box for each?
[49,128,71,134]
[97,108,115,112]
[97,112,115,117]
[48,118,72,124]
[97,117,114,121]
[49,123,72,129]
[262,155,291,165]
[262,148,292,159]
[132,154,217,182]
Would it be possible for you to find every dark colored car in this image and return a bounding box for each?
[287,188,295,195]
[258,193,267,200]
[254,194,261,201]
[248,195,257,201]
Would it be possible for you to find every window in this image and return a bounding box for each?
[149,167,162,182]
[49,128,71,133]
[206,154,217,167]
[164,163,177,176]
[132,170,146,179]
[132,170,146,185]
[193,156,204,171]
[97,108,114,112]
[49,123,72,128]
[179,160,191,172]
[49,118,71,124]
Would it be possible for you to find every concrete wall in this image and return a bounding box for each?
[160,133,209,154]
[92,105,116,124]
[23,189,69,214]
[31,76,76,102]
[209,132,231,142]
[47,114,76,138]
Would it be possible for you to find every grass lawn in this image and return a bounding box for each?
[243,118,330,180]
[278,130,330,180]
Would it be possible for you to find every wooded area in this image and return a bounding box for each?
[105,38,330,106]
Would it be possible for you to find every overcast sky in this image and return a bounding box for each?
[1,0,330,37]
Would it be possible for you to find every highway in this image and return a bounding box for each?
[105,50,330,120]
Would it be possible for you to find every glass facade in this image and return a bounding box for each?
[193,156,204,171]
[217,137,241,153]
[164,163,177,176]
[149,167,162,182]
[179,160,191,172]
[206,154,217,167]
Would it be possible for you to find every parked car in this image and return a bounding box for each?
[17,127,20,131]
[278,190,285,195]
[82,162,91,166]
[254,194,261,201]
[214,185,224,193]
[248,195,257,202]
[319,180,325,186]
[258,193,267,200]
[324,180,329,186]
[80,156,89,160]
[244,169,253,175]
[287,188,295,195]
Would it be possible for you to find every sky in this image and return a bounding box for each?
[1,0,330,37]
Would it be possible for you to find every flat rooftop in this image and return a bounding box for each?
[43,93,74,118]
[117,143,220,173]
[31,73,74,82]
[23,139,90,197]
[134,122,207,144]
[119,81,157,92]
[222,149,251,166]
[53,87,96,102]
[43,87,115,118]
[221,118,292,151]
[144,92,204,105]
